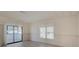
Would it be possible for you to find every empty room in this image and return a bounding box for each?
[0,11,79,47]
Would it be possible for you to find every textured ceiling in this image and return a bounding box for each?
[0,11,78,23]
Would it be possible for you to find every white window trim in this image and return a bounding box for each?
[40,26,54,40]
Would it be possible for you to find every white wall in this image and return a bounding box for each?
[31,12,78,47]
[77,14,79,46]
[0,24,4,46]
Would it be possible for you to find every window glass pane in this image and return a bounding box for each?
[7,26,13,33]
[14,26,18,33]
[47,33,54,39]
[40,33,45,38]
[40,27,46,33]
[47,26,54,32]
[18,27,22,34]
[40,27,46,38]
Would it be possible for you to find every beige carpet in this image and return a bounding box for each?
[6,41,60,47]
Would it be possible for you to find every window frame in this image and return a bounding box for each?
[40,26,54,40]
[40,27,46,39]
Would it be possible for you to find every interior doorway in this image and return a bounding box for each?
[5,25,23,44]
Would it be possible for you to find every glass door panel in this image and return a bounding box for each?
[14,26,22,42]
[6,26,14,43]
[18,27,22,41]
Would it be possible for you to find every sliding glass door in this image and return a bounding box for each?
[5,25,23,44]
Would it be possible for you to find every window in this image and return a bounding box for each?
[40,26,54,39]
[40,27,46,38]
[47,26,54,39]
